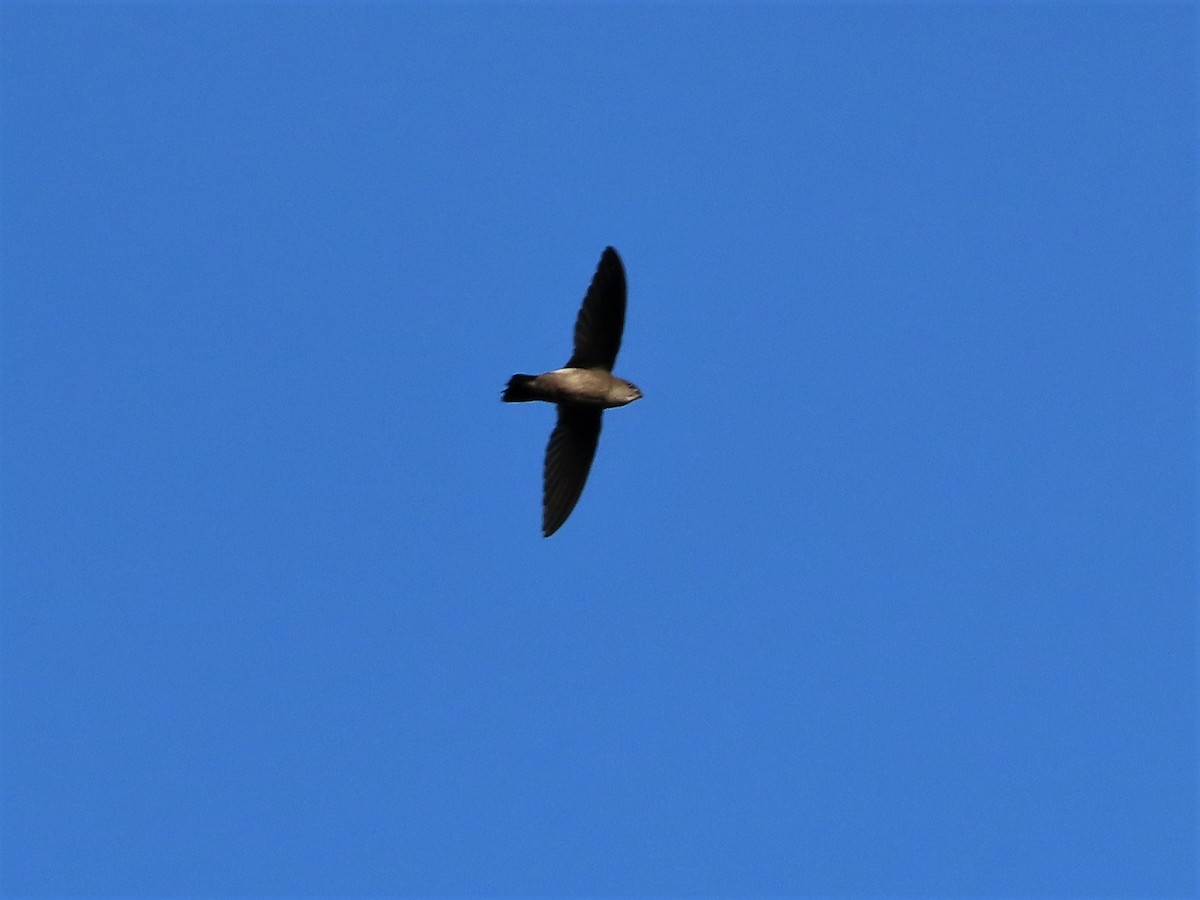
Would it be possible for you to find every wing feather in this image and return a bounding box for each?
[566,247,626,371]
[542,407,603,537]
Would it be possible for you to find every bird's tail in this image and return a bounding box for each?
[502,374,539,402]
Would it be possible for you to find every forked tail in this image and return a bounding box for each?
[502,374,539,402]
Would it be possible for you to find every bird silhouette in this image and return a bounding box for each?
[502,247,642,536]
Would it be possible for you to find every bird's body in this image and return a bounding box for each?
[502,247,642,537]
[503,368,642,408]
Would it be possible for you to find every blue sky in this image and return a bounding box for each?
[2,3,1195,896]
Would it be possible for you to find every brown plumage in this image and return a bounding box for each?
[502,247,642,536]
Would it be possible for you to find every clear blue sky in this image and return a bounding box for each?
[2,4,1195,896]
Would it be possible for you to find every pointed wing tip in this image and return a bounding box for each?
[541,503,568,538]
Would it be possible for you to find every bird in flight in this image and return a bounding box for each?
[502,246,642,537]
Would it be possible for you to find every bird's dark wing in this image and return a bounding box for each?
[566,246,626,371]
[542,406,603,537]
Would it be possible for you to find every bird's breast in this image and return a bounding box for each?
[544,368,630,407]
